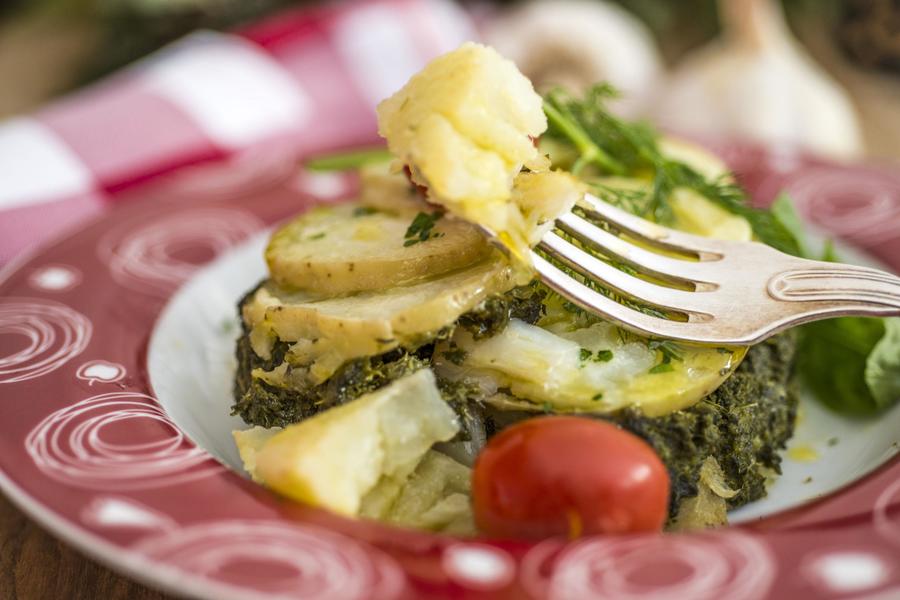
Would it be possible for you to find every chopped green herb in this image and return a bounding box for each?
[306,147,393,172]
[307,232,326,241]
[441,344,468,366]
[542,401,553,413]
[403,211,444,246]
[827,437,840,447]
[649,339,683,363]
[591,392,604,401]
[645,339,682,374]
[594,349,614,362]
[458,297,510,340]
[592,184,653,217]
[353,206,378,217]
[580,347,614,365]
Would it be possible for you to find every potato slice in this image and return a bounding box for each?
[244,258,515,381]
[441,319,744,417]
[658,137,729,179]
[251,370,459,516]
[669,188,753,242]
[357,161,427,213]
[266,202,490,295]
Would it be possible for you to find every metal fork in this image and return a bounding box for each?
[530,193,900,345]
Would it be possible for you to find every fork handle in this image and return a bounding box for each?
[768,262,900,313]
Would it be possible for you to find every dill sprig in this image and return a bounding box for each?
[542,85,802,256]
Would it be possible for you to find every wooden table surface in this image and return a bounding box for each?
[0,494,173,599]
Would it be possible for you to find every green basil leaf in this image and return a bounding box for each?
[865,317,900,409]
[796,316,887,415]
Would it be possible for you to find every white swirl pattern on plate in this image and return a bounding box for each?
[521,532,775,600]
[25,391,222,489]
[0,298,92,384]
[874,477,900,547]
[782,168,900,244]
[132,520,405,600]
[97,209,263,297]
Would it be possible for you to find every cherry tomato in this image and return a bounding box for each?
[472,416,670,538]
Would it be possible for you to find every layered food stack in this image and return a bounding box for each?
[232,43,798,538]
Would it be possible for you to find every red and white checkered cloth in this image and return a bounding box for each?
[0,0,476,265]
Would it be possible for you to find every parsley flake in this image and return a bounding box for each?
[403,211,444,246]
[594,349,614,362]
[353,206,377,217]
[441,344,467,366]
[580,348,615,364]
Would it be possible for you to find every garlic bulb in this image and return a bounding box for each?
[484,0,663,117]
[652,0,863,160]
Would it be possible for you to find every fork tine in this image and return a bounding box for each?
[532,254,743,343]
[554,211,717,288]
[538,231,714,317]
[534,195,900,345]
[580,193,725,258]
